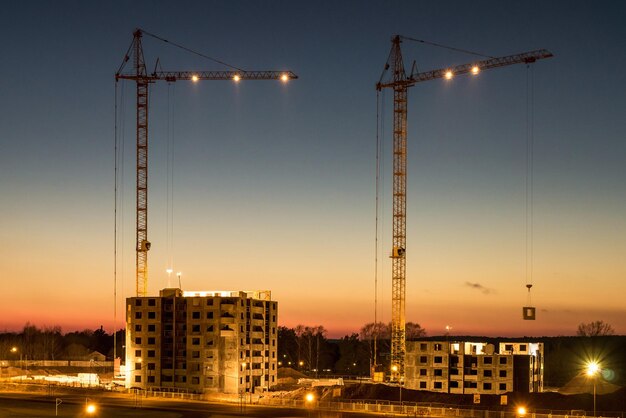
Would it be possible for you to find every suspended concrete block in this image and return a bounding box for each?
[523,306,536,320]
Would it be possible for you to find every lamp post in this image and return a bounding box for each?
[391,365,402,403]
[305,392,315,418]
[242,362,249,404]
[586,361,600,417]
[11,347,24,377]
[517,406,527,418]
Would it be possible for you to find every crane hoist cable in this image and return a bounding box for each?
[114,80,119,363]
[113,79,128,361]
[165,82,176,286]
[374,89,380,371]
[525,63,536,314]
[374,88,386,370]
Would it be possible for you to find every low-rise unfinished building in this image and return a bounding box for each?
[405,340,543,394]
[125,288,278,394]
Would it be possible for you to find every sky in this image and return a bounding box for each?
[1,1,625,338]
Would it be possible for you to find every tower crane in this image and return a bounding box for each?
[116,29,297,297]
[376,35,552,382]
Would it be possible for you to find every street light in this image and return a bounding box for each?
[10,347,23,375]
[242,362,250,404]
[586,361,600,417]
[391,365,402,403]
[86,403,97,415]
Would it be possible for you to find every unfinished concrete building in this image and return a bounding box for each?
[405,340,543,394]
[125,288,278,394]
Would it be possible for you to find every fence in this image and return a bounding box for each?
[256,398,625,418]
[2,379,624,418]
[1,360,113,368]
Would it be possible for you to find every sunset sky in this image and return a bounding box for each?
[1,1,625,338]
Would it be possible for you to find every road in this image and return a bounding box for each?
[0,392,363,418]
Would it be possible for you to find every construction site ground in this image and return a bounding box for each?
[2,366,625,414]
[273,368,626,413]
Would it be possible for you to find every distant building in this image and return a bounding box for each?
[405,340,543,394]
[125,288,278,394]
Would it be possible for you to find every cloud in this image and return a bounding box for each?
[465,282,493,295]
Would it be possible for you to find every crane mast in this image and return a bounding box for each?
[116,29,297,297]
[377,35,552,382]
[390,36,408,383]
[134,31,149,298]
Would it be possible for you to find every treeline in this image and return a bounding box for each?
[278,324,626,387]
[277,322,426,376]
[0,323,124,361]
[3,322,624,388]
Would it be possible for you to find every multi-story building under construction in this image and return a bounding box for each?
[405,340,543,394]
[125,288,278,394]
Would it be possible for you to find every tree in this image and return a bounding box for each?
[577,320,615,337]
[291,325,330,374]
[41,326,63,360]
[334,333,369,375]
[360,322,390,369]
[406,322,427,339]
[277,326,298,365]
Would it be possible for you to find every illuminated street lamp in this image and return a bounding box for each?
[586,361,600,417]
[391,365,402,403]
[10,346,23,374]
[86,403,97,415]
[517,406,527,417]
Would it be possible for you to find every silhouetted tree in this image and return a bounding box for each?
[406,322,427,339]
[92,326,111,355]
[291,324,329,374]
[22,322,39,360]
[360,322,390,369]
[577,320,615,336]
[334,333,369,375]
[41,326,63,360]
[277,326,298,366]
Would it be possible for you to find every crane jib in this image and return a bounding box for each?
[377,49,553,90]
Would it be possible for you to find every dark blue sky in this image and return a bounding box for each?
[1,1,625,336]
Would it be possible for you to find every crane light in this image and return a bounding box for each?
[191,74,199,82]
[280,73,289,82]
[444,70,453,80]
[233,74,241,82]
[471,66,480,75]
